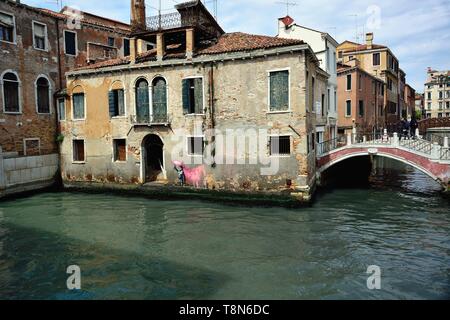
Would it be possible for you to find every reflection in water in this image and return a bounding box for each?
[0,165,449,300]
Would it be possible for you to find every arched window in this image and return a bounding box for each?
[152,77,167,123]
[2,72,20,113]
[36,77,50,114]
[135,78,149,123]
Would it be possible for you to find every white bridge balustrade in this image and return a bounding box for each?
[316,130,450,189]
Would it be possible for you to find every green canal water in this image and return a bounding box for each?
[0,168,449,300]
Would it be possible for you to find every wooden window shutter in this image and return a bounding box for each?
[182,79,190,114]
[118,89,125,116]
[270,71,289,111]
[108,91,116,117]
[194,78,203,114]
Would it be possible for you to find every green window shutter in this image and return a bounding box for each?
[152,79,167,121]
[108,91,116,117]
[270,71,289,111]
[182,79,190,114]
[136,84,149,122]
[194,78,203,114]
[118,89,125,116]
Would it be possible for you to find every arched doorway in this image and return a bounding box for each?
[142,134,165,183]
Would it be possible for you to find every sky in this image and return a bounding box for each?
[23,0,450,92]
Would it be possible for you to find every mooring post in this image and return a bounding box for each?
[0,146,5,190]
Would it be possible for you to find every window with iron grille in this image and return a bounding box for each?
[270,136,291,156]
[108,89,125,117]
[0,12,14,42]
[73,140,85,162]
[24,139,40,156]
[187,137,204,156]
[36,77,50,113]
[113,139,126,162]
[182,78,203,114]
[269,70,289,112]
[2,72,20,113]
[33,22,47,50]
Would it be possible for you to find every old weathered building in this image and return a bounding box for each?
[60,0,330,201]
[0,0,130,156]
[424,68,450,118]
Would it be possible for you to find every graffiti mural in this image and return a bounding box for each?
[173,161,206,188]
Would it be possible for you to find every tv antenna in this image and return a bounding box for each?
[276,0,298,16]
[46,0,63,10]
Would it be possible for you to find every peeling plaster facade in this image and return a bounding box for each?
[61,47,330,201]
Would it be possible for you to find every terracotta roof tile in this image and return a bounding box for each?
[74,57,130,71]
[198,32,305,55]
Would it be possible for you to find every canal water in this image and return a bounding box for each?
[0,166,449,300]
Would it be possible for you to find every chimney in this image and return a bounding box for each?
[366,32,373,49]
[131,0,146,32]
[186,28,195,59]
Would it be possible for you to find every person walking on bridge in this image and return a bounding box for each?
[410,117,418,140]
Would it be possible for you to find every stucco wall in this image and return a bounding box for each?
[61,50,328,195]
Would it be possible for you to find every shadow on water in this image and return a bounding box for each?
[0,222,231,300]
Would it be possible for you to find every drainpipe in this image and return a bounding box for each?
[208,62,216,168]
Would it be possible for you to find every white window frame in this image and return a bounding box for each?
[0,10,16,44]
[57,97,66,121]
[1,69,22,114]
[71,89,86,121]
[109,81,127,119]
[267,68,291,114]
[268,134,292,158]
[72,139,86,164]
[34,74,52,115]
[183,75,206,116]
[64,30,78,56]
[23,138,40,156]
[186,135,205,157]
[112,138,127,163]
[32,20,48,51]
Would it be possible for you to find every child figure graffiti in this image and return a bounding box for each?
[174,165,186,186]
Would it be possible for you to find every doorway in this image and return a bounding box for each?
[142,134,165,183]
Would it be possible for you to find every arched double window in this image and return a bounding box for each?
[36,76,51,114]
[2,71,20,113]
[151,77,167,123]
[135,78,149,123]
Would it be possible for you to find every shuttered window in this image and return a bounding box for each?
[73,140,85,162]
[113,139,126,162]
[269,136,291,156]
[33,22,46,50]
[0,12,14,42]
[269,70,289,111]
[109,89,125,117]
[36,77,50,114]
[136,79,149,122]
[73,93,85,119]
[182,78,203,114]
[2,72,19,113]
[152,77,167,122]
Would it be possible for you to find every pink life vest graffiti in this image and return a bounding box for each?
[172,161,206,188]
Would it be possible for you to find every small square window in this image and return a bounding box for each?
[0,12,15,43]
[270,136,291,156]
[24,139,40,156]
[33,22,47,50]
[108,37,115,47]
[113,139,126,162]
[73,140,85,162]
[187,137,204,156]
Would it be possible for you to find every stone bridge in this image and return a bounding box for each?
[316,132,450,189]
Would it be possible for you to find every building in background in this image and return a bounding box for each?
[415,93,425,119]
[277,16,338,145]
[0,0,130,156]
[337,33,402,128]
[59,0,330,201]
[424,68,450,118]
[404,84,416,119]
[336,60,384,135]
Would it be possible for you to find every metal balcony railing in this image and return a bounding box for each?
[146,12,195,31]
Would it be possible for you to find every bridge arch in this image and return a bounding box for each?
[318,150,443,186]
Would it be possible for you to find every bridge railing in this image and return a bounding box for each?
[354,132,393,145]
[399,138,433,155]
